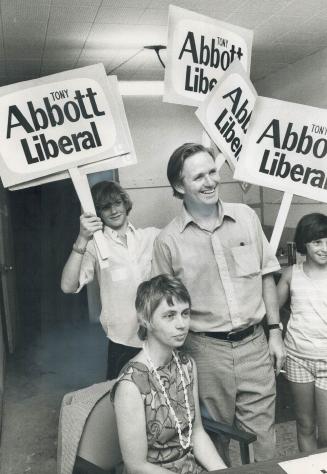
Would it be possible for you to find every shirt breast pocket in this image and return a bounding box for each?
[231,244,260,277]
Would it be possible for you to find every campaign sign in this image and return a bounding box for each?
[0,64,135,188]
[164,5,253,107]
[196,61,257,170]
[234,96,327,203]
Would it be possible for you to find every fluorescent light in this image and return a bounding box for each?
[118,81,164,96]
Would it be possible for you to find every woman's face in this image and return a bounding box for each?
[147,297,190,349]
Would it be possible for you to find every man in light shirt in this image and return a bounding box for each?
[61,181,159,379]
[151,143,286,464]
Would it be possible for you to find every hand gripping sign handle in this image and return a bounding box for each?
[270,191,293,254]
[69,167,109,268]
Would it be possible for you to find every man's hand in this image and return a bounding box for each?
[79,212,103,241]
[268,330,286,376]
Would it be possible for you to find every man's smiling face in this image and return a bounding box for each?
[177,151,220,209]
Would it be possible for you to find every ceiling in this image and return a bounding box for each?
[0,0,327,87]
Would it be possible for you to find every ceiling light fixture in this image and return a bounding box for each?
[143,45,167,68]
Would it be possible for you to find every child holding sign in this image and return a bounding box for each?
[277,213,327,452]
[61,181,159,380]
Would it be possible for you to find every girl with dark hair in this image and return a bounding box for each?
[111,275,226,474]
[277,212,327,452]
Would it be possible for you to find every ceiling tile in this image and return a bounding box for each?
[137,8,168,25]
[51,0,101,5]
[105,50,145,74]
[3,18,47,39]
[259,14,309,39]
[49,4,100,23]
[148,0,246,19]
[5,42,44,61]
[78,47,120,62]
[43,21,92,61]
[6,59,41,78]
[101,0,151,7]
[94,6,144,24]
[42,46,85,62]
[3,22,47,59]
[279,0,327,18]
[76,57,109,69]
[251,60,289,81]
[45,19,92,38]
[297,15,327,46]
[1,0,51,23]
[40,59,78,76]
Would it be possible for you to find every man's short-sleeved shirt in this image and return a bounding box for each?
[151,201,280,332]
[77,223,159,347]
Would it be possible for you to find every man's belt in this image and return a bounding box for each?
[193,324,258,342]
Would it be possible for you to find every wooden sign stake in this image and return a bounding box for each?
[270,191,293,254]
[69,167,109,268]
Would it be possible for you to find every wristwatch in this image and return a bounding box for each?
[268,322,283,331]
[72,242,86,255]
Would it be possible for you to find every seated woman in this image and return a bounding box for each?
[111,274,226,474]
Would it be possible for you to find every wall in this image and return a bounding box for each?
[253,47,327,250]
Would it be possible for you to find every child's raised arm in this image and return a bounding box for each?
[277,266,292,309]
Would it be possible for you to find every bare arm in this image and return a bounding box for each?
[191,360,226,471]
[61,212,103,293]
[262,273,286,375]
[114,381,172,474]
[277,266,292,309]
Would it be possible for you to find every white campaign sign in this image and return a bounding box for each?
[0,64,136,188]
[164,5,253,107]
[234,96,327,204]
[196,61,257,170]
[279,452,327,474]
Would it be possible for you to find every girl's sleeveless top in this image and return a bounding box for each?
[285,263,327,360]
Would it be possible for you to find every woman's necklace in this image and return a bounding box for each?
[142,343,192,450]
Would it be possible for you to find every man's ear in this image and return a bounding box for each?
[173,181,185,196]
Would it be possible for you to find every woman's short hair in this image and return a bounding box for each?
[91,181,132,218]
[294,213,327,254]
[167,143,216,199]
[135,274,191,341]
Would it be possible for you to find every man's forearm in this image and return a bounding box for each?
[262,273,280,324]
[262,273,286,374]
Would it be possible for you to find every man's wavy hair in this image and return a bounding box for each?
[294,213,327,255]
[135,274,191,341]
[91,181,132,220]
[167,143,216,199]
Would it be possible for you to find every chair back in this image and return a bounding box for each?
[77,390,122,470]
[58,381,122,474]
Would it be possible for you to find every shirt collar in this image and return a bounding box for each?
[103,221,135,239]
[178,200,236,233]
